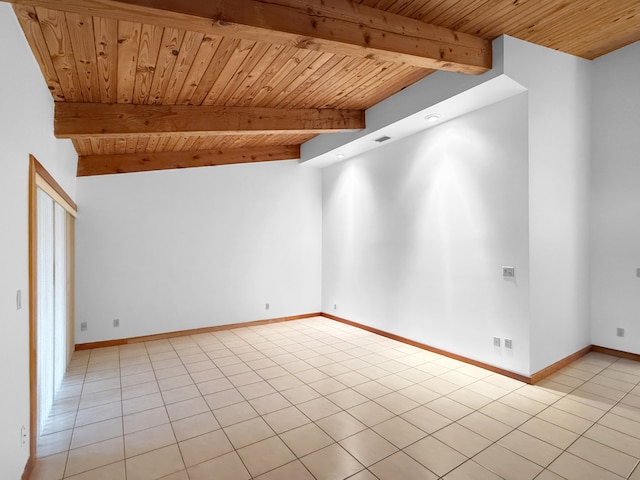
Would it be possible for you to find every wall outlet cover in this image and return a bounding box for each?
[502,266,515,278]
[113,318,120,327]
[493,337,501,347]
[616,328,625,337]
[80,322,87,331]
[505,338,513,349]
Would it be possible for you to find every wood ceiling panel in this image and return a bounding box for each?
[35,7,83,101]
[93,16,118,103]
[14,5,65,100]
[12,0,640,175]
[358,0,640,60]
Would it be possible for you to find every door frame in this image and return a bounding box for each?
[28,155,77,461]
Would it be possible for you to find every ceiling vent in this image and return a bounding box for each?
[374,135,391,143]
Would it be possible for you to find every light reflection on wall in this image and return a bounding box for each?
[322,94,529,372]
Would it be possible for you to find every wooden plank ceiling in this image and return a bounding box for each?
[9,0,640,175]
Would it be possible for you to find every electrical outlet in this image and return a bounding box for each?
[21,425,27,447]
[505,338,513,349]
[502,266,515,278]
[334,304,337,310]
[616,328,625,337]
[265,303,270,310]
[16,290,22,310]
[493,337,501,347]
[80,322,87,332]
[113,319,120,328]
[636,268,640,278]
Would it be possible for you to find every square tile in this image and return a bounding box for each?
[70,417,123,449]
[568,437,637,477]
[64,461,126,479]
[497,430,562,467]
[30,452,67,480]
[125,423,176,458]
[126,444,185,480]
[280,385,321,404]
[405,436,466,476]
[263,406,311,433]
[161,384,202,405]
[197,377,233,395]
[237,436,296,477]
[65,437,124,477]
[583,424,640,457]
[339,428,397,466]
[188,452,251,480]
[316,411,367,441]
[178,430,234,467]
[213,401,258,427]
[325,388,369,409]
[249,392,292,415]
[370,451,438,480]
[297,397,342,422]
[548,452,623,480]
[301,444,364,480]
[122,381,160,401]
[237,381,276,400]
[123,393,165,416]
[280,423,334,457]
[37,429,73,457]
[347,401,394,427]
[254,460,315,480]
[518,418,579,449]
[427,397,473,421]
[226,370,262,387]
[172,411,220,442]
[443,460,503,480]
[375,391,420,414]
[204,389,245,410]
[124,407,169,434]
[434,422,492,457]
[372,417,427,448]
[166,396,210,422]
[224,417,275,448]
[474,444,543,480]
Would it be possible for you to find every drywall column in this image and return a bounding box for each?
[0,4,78,478]
[322,95,532,375]
[590,41,640,354]
[503,37,592,373]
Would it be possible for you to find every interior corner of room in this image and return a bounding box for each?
[1,1,639,478]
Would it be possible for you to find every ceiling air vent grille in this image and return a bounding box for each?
[374,135,391,143]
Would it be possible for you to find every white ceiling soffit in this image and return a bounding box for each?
[300,36,526,168]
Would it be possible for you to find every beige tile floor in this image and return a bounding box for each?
[31,317,640,480]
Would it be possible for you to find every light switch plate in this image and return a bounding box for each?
[16,290,21,310]
[502,266,515,278]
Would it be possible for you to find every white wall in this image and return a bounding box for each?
[323,95,532,375]
[75,160,322,343]
[0,4,77,478]
[503,37,592,373]
[322,37,595,376]
[590,41,640,354]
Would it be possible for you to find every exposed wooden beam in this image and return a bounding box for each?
[55,103,365,138]
[10,0,491,74]
[77,145,300,176]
